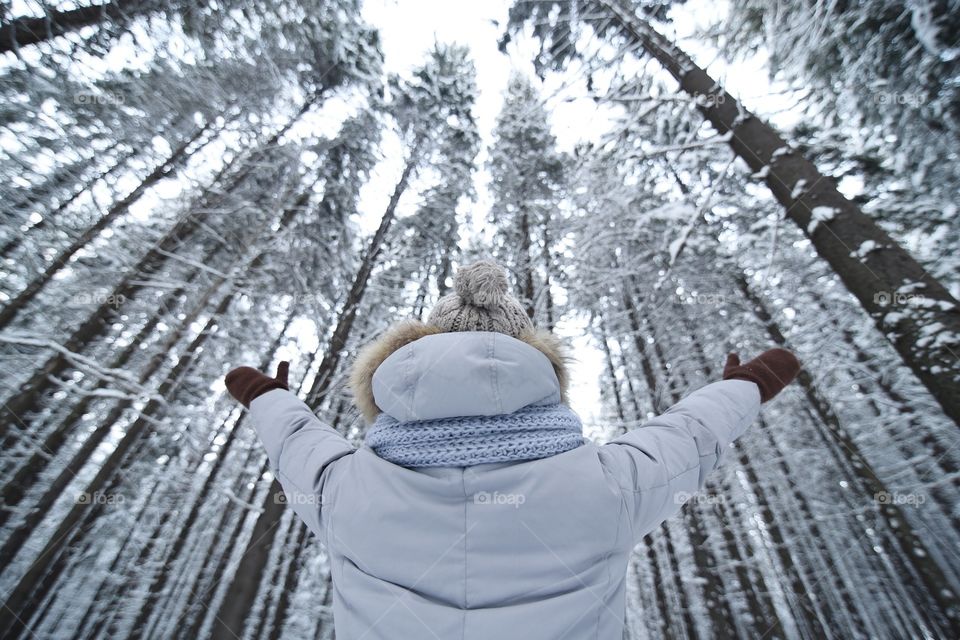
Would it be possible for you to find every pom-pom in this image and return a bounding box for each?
[454,260,509,309]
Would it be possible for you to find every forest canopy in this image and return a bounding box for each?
[0,0,958,638]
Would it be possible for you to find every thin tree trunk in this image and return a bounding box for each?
[177,458,271,640]
[209,149,419,639]
[597,314,675,636]
[0,122,214,331]
[0,285,239,638]
[99,310,299,639]
[596,316,626,426]
[677,308,827,637]
[1,147,138,260]
[541,218,555,331]
[0,99,316,442]
[598,0,960,425]
[0,254,219,538]
[306,151,419,405]
[435,240,455,298]
[312,572,336,640]
[618,285,713,635]
[518,206,536,320]
[817,296,960,532]
[262,523,310,640]
[639,291,781,638]
[3,138,134,245]
[412,263,433,320]
[735,270,959,628]
[0,170,315,631]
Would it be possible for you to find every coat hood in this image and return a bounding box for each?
[349,320,570,423]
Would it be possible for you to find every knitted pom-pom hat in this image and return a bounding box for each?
[349,259,570,423]
[426,259,533,338]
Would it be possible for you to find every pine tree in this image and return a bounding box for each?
[488,73,566,326]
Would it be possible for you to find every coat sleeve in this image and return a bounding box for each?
[598,379,761,544]
[248,388,355,542]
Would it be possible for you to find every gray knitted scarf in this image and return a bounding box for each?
[364,403,584,468]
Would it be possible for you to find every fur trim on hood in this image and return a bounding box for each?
[349,320,571,423]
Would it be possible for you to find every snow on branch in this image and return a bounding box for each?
[0,333,166,404]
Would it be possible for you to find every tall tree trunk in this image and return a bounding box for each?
[540,218,555,330]
[735,270,959,628]
[638,288,782,638]
[837,319,960,532]
[0,168,316,634]
[518,206,536,320]
[91,310,299,639]
[0,255,219,541]
[0,284,239,639]
[0,121,214,331]
[178,457,271,640]
[0,99,316,442]
[305,151,419,405]
[598,0,960,425]
[209,151,419,639]
[435,239,455,298]
[596,314,675,636]
[675,307,828,636]
[0,146,138,260]
[596,315,626,425]
[618,285,718,635]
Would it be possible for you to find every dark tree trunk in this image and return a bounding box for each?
[676,308,825,636]
[209,150,419,639]
[0,122,213,331]
[0,256,219,539]
[178,459,271,640]
[735,270,959,628]
[208,479,288,640]
[109,311,298,639]
[618,283,718,636]
[596,316,626,425]
[517,207,536,320]
[306,152,419,405]
[639,291,782,638]
[541,218,555,330]
[0,100,316,442]
[1,147,137,260]
[0,287,237,639]
[597,314,674,636]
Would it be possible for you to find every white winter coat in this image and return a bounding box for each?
[249,330,761,639]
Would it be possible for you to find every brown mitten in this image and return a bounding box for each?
[225,361,290,408]
[723,349,800,403]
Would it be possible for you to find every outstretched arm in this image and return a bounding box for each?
[598,349,799,543]
[226,363,354,540]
